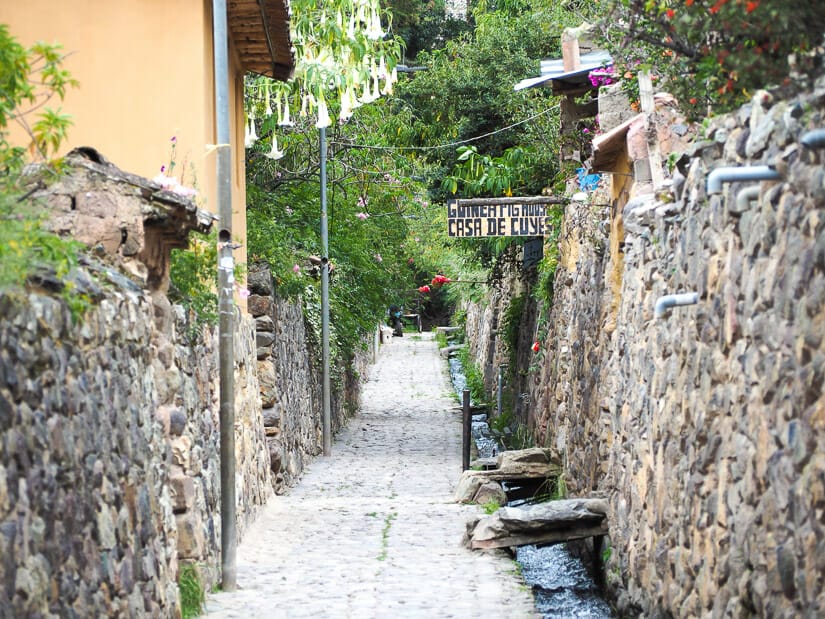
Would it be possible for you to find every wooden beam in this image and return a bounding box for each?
[451,196,566,206]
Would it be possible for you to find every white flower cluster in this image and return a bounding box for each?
[245,0,400,160]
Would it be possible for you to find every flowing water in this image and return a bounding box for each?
[447,349,613,619]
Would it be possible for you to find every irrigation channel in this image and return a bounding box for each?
[447,353,614,618]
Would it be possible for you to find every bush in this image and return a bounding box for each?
[598,0,825,116]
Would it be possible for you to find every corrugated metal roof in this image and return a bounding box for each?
[514,50,612,91]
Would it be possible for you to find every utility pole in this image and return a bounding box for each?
[212,0,236,591]
[320,127,331,456]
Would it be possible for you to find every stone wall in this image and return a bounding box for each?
[593,86,825,616]
[247,263,366,494]
[465,82,825,616]
[0,285,181,617]
[0,153,272,616]
[0,277,272,617]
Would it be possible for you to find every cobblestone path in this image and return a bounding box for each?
[205,332,538,618]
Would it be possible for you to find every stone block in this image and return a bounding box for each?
[247,264,274,296]
[169,475,195,513]
[175,513,205,559]
[247,294,274,318]
[258,362,278,408]
[472,481,507,507]
[256,331,275,348]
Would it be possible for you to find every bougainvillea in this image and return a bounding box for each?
[598,0,824,115]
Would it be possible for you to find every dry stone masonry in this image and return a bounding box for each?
[465,79,825,616]
[0,153,367,616]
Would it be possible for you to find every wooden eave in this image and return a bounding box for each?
[590,113,644,172]
[228,0,295,81]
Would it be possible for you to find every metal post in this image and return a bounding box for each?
[320,127,331,456]
[496,365,505,419]
[462,389,471,471]
[212,0,236,592]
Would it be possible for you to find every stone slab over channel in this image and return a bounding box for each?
[206,332,539,619]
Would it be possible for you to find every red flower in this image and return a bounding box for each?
[431,274,451,287]
[745,1,758,13]
[665,8,675,18]
[418,285,431,293]
[531,340,540,353]
[709,0,726,14]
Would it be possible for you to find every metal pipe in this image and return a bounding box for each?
[213,0,236,592]
[320,127,331,457]
[706,165,780,195]
[655,292,699,319]
[736,185,760,211]
[496,364,508,419]
[462,389,471,471]
[800,129,825,149]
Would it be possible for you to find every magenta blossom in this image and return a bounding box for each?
[356,212,369,220]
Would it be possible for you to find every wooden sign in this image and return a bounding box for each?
[447,197,563,238]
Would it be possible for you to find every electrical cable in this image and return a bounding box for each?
[329,105,559,153]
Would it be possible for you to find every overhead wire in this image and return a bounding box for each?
[329,104,559,152]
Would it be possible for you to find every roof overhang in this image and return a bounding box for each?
[514,50,612,95]
[228,0,295,81]
[590,114,644,172]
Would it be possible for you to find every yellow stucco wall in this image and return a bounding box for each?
[1,0,249,286]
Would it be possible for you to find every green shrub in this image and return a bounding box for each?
[178,564,205,619]
[0,24,85,315]
[456,346,487,404]
[169,230,219,330]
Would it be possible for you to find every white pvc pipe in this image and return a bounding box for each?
[707,166,780,195]
[655,292,699,319]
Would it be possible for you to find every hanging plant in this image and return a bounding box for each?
[246,0,403,158]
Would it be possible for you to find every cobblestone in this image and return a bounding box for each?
[205,332,538,618]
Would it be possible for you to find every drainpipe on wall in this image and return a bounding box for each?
[320,127,331,457]
[800,129,825,149]
[212,0,237,592]
[655,292,699,319]
[706,165,781,195]
[736,186,761,212]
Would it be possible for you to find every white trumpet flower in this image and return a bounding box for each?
[265,135,284,160]
[279,99,293,126]
[244,116,258,148]
[316,95,331,128]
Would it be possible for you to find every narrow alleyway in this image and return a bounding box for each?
[205,331,538,618]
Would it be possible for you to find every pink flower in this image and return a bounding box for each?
[418,285,431,293]
[239,288,250,299]
[356,212,369,220]
[153,172,198,197]
[293,264,301,273]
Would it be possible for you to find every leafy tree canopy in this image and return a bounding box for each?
[596,0,825,115]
